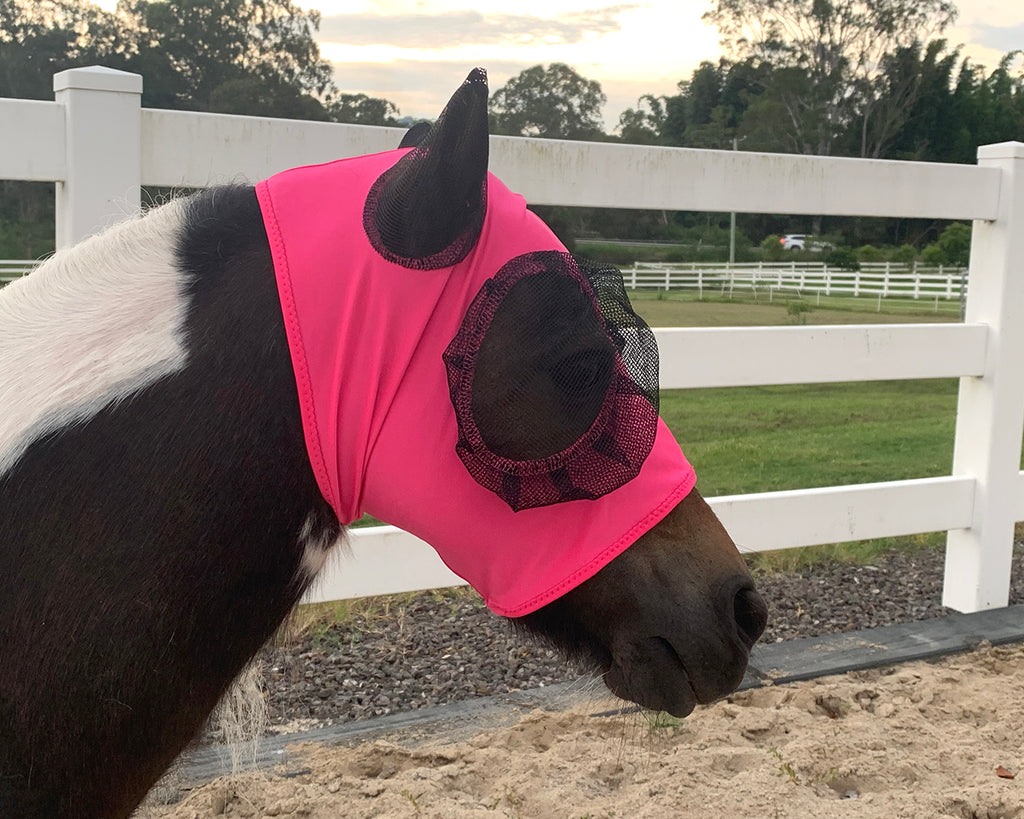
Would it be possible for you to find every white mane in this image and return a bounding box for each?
[0,198,191,477]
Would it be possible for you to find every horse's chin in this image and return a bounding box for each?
[603,638,699,717]
[512,606,702,716]
[513,578,761,718]
[601,632,756,717]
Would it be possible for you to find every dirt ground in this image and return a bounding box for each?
[140,641,1024,819]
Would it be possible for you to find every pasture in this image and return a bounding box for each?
[627,288,962,326]
[633,295,960,493]
[641,296,962,568]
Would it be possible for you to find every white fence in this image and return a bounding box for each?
[628,261,967,303]
[0,260,36,281]
[2,66,1023,614]
[1,259,969,304]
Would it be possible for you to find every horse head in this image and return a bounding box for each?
[260,67,767,717]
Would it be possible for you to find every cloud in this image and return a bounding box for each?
[967,22,1024,55]
[332,59,537,119]
[319,6,642,49]
[331,59,688,132]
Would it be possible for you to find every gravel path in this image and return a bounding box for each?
[245,543,1024,735]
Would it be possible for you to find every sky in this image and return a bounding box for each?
[98,0,1024,130]
[315,0,1023,129]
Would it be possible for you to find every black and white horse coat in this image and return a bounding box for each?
[0,187,340,817]
[0,70,766,819]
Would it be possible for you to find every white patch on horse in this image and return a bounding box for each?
[297,511,344,582]
[0,199,190,477]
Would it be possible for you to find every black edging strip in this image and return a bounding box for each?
[168,605,1024,789]
[743,602,1024,687]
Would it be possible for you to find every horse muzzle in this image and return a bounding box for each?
[603,576,768,717]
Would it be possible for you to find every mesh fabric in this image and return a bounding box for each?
[443,251,660,511]
[363,69,489,269]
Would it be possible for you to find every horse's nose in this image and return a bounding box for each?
[731,584,768,650]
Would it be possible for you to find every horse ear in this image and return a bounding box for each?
[398,121,431,148]
[365,68,489,269]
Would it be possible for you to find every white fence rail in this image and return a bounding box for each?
[3,66,1023,614]
[0,260,36,281]
[628,261,967,302]
[1,258,969,303]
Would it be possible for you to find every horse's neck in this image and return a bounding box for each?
[0,199,190,477]
[0,186,338,817]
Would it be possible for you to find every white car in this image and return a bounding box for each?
[779,234,835,252]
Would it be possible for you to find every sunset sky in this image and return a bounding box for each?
[314,0,1023,128]
[98,0,1024,129]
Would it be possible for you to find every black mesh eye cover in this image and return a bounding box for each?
[471,269,614,461]
[443,251,660,511]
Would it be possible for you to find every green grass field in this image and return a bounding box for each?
[664,380,956,499]
[634,292,962,569]
[633,292,960,498]
[628,289,961,327]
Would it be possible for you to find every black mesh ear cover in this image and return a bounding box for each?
[364,68,489,269]
[398,121,431,149]
[443,252,660,511]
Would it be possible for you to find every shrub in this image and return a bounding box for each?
[529,206,576,251]
[855,244,884,262]
[937,222,971,266]
[890,244,917,264]
[920,244,948,266]
[825,247,860,271]
[786,301,812,324]
[664,246,700,262]
[761,234,784,260]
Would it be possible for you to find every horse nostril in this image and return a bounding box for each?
[733,586,768,649]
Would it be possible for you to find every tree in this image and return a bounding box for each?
[657,61,729,147]
[950,53,1024,160]
[616,94,664,144]
[328,93,400,126]
[704,0,958,156]
[206,76,328,119]
[117,0,334,113]
[489,63,606,140]
[637,58,770,149]
[936,222,971,265]
[0,1,131,258]
[0,0,130,99]
[876,40,960,160]
[0,0,404,258]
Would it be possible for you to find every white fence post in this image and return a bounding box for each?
[53,66,142,249]
[943,141,1024,612]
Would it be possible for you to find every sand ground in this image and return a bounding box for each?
[139,641,1024,819]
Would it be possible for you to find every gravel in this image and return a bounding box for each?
[248,543,1024,734]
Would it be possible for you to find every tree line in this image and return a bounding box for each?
[2,0,1022,260]
[496,2,1022,258]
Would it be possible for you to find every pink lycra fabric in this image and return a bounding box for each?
[256,149,697,617]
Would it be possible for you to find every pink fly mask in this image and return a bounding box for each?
[256,69,697,616]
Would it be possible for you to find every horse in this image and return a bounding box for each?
[0,69,767,818]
